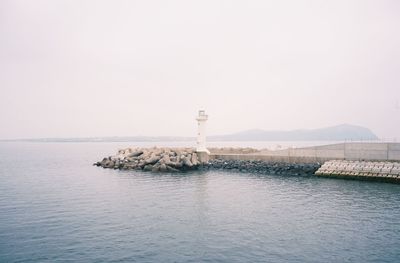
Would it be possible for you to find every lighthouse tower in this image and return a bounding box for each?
[196,110,210,155]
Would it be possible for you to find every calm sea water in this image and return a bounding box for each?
[0,142,399,263]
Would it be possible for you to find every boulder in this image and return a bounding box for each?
[162,154,171,164]
[182,156,193,167]
[96,147,201,172]
[143,164,153,171]
[105,160,115,168]
[159,164,168,172]
[128,150,144,157]
[138,161,146,169]
[100,157,108,167]
[168,161,183,168]
[145,155,161,165]
[152,163,161,172]
[125,157,136,162]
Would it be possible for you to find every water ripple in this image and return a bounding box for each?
[0,142,400,262]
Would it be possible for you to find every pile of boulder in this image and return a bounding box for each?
[94,147,202,172]
[205,159,320,176]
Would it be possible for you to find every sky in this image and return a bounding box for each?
[0,0,399,140]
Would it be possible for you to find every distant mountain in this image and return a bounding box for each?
[209,124,378,141]
[2,124,378,142]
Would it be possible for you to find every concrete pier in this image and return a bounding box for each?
[94,142,400,183]
[209,142,400,183]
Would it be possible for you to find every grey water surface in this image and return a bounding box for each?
[0,142,399,263]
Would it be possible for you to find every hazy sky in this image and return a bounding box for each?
[1,0,399,140]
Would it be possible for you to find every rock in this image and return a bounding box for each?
[152,164,161,172]
[162,155,171,164]
[182,156,193,167]
[104,160,115,168]
[166,165,180,172]
[143,164,153,171]
[110,156,120,162]
[169,161,183,168]
[125,157,136,162]
[145,155,161,165]
[138,161,146,169]
[128,150,144,157]
[96,147,203,172]
[159,164,168,172]
[204,159,320,175]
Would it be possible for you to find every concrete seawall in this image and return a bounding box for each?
[209,142,400,183]
[210,142,400,163]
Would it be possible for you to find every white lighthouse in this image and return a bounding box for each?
[196,110,210,155]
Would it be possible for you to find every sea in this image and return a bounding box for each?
[0,141,399,263]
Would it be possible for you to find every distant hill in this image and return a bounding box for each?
[209,124,378,141]
[3,124,378,142]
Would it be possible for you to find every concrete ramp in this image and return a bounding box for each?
[315,160,400,183]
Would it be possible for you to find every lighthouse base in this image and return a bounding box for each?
[196,151,210,164]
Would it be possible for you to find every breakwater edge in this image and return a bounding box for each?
[94,147,320,175]
[94,143,400,183]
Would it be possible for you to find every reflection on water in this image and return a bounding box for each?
[0,142,399,263]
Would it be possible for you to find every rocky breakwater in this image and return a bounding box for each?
[205,159,320,176]
[94,147,202,172]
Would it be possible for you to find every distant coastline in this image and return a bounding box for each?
[1,124,378,143]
